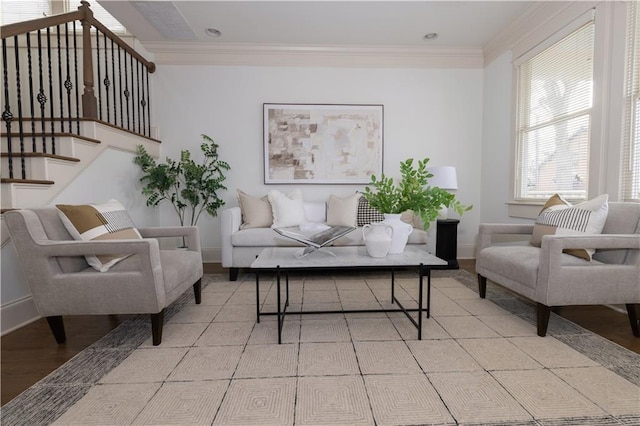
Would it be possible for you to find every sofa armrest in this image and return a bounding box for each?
[138,226,201,253]
[477,223,534,253]
[221,207,242,267]
[536,234,640,305]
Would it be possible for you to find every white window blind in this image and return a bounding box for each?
[1,0,51,25]
[515,21,595,201]
[0,1,125,34]
[621,2,640,202]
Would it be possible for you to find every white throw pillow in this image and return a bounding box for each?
[268,189,307,228]
[326,193,360,227]
[530,193,609,260]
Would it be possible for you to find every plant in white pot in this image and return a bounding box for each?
[362,157,471,253]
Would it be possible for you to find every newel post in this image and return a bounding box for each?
[79,1,97,119]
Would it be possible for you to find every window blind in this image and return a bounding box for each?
[0,0,50,25]
[516,21,595,201]
[621,2,640,202]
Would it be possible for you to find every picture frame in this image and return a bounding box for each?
[263,103,384,184]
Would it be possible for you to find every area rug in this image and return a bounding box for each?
[2,269,639,426]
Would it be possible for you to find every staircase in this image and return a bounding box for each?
[1,1,158,210]
[1,121,159,209]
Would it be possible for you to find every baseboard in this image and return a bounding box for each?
[202,247,221,263]
[458,244,476,260]
[1,295,40,336]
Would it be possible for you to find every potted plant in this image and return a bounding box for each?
[134,134,231,227]
[362,157,471,252]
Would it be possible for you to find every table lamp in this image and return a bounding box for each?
[427,166,458,218]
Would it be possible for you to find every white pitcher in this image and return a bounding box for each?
[382,213,413,253]
[362,223,394,258]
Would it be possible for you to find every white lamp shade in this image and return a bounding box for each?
[427,166,458,190]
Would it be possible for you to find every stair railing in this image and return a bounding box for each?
[1,0,156,180]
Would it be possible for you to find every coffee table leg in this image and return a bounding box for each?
[276,266,282,344]
[391,268,395,303]
[418,263,423,340]
[256,272,261,323]
[286,274,290,307]
[426,267,431,319]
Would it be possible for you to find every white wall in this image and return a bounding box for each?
[152,65,484,258]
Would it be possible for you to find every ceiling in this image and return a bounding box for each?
[98,1,536,50]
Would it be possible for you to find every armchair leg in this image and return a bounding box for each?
[45,316,66,344]
[193,278,202,304]
[477,274,487,298]
[626,304,639,337]
[229,268,239,281]
[151,310,165,346]
[536,303,551,337]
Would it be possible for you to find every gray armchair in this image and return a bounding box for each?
[476,202,640,337]
[4,208,203,346]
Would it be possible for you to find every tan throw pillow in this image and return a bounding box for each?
[56,199,142,272]
[530,193,609,260]
[237,189,272,229]
[268,189,306,228]
[327,193,360,227]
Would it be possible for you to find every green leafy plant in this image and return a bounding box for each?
[134,134,231,226]
[363,158,472,228]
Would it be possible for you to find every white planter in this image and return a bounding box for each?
[382,213,413,253]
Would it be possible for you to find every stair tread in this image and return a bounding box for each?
[1,178,54,185]
[1,132,101,144]
[1,152,80,162]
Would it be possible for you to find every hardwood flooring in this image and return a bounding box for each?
[2,261,638,406]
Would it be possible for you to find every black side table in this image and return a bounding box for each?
[436,219,459,269]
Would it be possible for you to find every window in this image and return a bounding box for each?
[621,2,640,202]
[0,0,125,34]
[515,20,595,201]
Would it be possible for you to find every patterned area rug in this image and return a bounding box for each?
[2,269,639,425]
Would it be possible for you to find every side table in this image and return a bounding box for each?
[436,219,459,269]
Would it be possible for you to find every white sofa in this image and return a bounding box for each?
[221,201,429,280]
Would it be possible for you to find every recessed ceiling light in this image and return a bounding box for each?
[423,33,438,40]
[205,28,222,38]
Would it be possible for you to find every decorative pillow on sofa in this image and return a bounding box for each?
[56,199,142,272]
[530,193,609,260]
[237,189,272,229]
[356,195,385,226]
[268,189,307,228]
[327,193,360,227]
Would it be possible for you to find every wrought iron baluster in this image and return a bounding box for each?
[13,36,26,179]
[37,29,47,152]
[136,59,140,134]
[118,44,123,127]
[73,21,80,134]
[103,31,110,123]
[111,38,116,125]
[141,66,147,137]
[46,27,55,153]
[64,23,73,135]
[130,54,135,132]
[95,28,102,121]
[26,32,37,152]
[57,25,64,133]
[124,49,129,130]
[146,67,150,137]
[2,38,14,179]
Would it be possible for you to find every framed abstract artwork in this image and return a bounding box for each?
[263,103,384,184]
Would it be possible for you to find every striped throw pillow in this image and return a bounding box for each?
[530,194,609,260]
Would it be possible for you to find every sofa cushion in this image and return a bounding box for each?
[304,202,327,223]
[356,196,385,226]
[268,189,306,228]
[56,199,142,272]
[327,193,359,227]
[237,189,272,229]
[530,194,609,260]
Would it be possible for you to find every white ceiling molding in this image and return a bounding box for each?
[483,1,584,66]
[141,43,484,69]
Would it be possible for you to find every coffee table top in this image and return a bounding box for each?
[250,246,447,269]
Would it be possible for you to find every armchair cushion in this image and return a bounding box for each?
[56,199,142,271]
[530,194,609,260]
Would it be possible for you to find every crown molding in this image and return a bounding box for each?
[483,1,588,66]
[141,42,484,69]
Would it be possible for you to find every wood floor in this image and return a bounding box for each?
[2,261,638,406]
